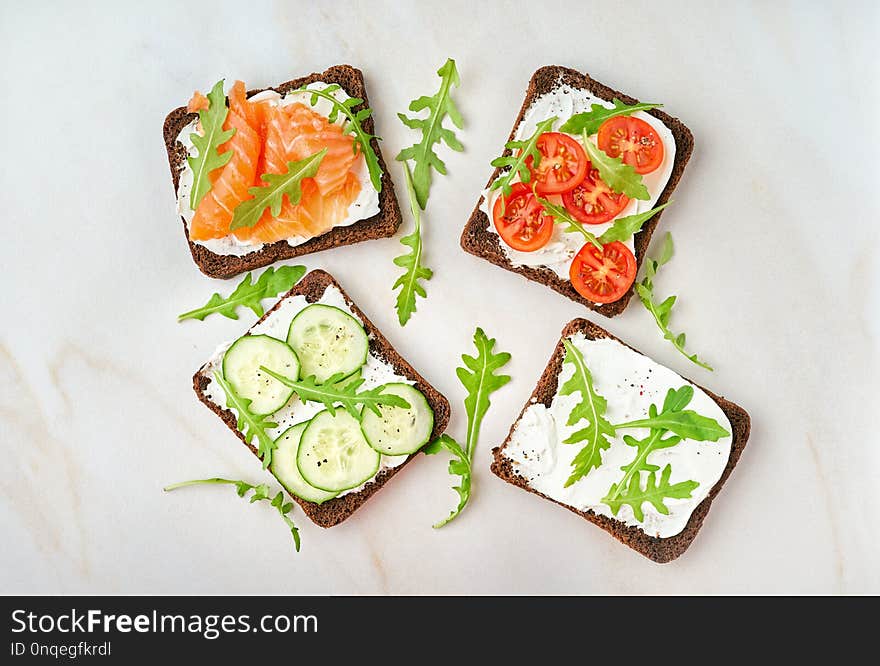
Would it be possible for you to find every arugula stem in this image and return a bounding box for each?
[394,162,428,324]
[178,298,248,322]
[566,219,603,250]
[536,196,602,250]
[259,366,410,410]
[612,418,658,430]
[416,77,454,179]
[214,371,276,467]
[464,358,491,462]
[605,430,663,503]
[644,302,714,371]
[163,478,236,492]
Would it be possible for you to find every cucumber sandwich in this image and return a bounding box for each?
[194,270,450,527]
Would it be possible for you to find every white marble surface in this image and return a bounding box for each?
[2,0,878,594]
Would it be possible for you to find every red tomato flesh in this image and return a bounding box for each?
[525,132,588,194]
[562,168,630,224]
[569,241,637,304]
[492,182,554,252]
[597,116,664,175]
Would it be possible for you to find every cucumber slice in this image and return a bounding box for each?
[287,304,368,384]
[271,422,339,504]
[222,334,300,415]
[297,409,380,492]
[360,383,434,456]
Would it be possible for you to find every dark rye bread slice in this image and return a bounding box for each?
[461,65,694,318]
[193,269,451,527]
[163,65,402,279]
[491,318,750,563]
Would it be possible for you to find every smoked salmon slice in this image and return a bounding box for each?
[188,83,362,245]
[189,82,262,241]
[232,102,361,244]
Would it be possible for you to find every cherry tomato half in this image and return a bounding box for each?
[569,241,637,304]
[492,182,554,252]
[562,168,630,224]
[597,116,664,175]
[524,132,588,194]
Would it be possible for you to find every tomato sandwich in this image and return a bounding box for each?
[461,66,694,317]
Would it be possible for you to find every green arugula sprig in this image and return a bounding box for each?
[300,84,383,192]
[164,478,300,551]
[489,117,558,198]
[601,386,726,521]
[188,80,235,211]
[258,367,410,418]
[597,202,671,244]
[214,370,278,468]
[560,343,727,491]
[537,197,670,251]
[560,99,662,135]
[560,339,616,486]
[605,464,698,523]
[178,265,306,322]
[396,58,463,209]
[637,233,714,371]
[426,328,511,528]
[229,150,326,230]
[392,162,434,326]
[536,196,602,250]
[581,130,649,201]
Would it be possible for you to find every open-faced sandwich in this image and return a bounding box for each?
[462,66,693,317]
[163,65,401,278]
[491,319,750,562]
[193,270,450,527]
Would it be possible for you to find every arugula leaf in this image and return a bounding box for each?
[164,478,300,551]
[187,80,236,211]
[598,202,671,244]
[636,233,714,371]
[428,328,511,527]
[459,328,512,456]
[536,196,602,250]
[489,117,558,197]
[229,150,326,230]
[393,162,434,326]
[613,385,729,440]
[213,370,278,468]
[603,464,699,522]
[560,98,662,135]
[258,367,410,418]
[559,339,616,487]
[178,265,306,322]
[581,131,649,201]
[423,435,470,529]
[602,386,727,520]
[396,58,463,209]
[301,84,383,192]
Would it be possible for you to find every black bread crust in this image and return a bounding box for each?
[193,270,451,527]
[490,318,750,563]
[461,65,695,318]
[164,65,402,279]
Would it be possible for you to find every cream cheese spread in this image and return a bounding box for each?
[176,82,380,257]
[202,286,410,497]
[503,334,731,538]
[479,83,676,280]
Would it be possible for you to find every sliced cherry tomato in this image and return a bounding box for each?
[492,182,554,252]
[562,168,630,224]
[597,116,664,175]
[569,241,637,304]
[524,132,588,194]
